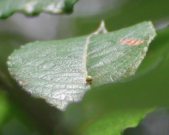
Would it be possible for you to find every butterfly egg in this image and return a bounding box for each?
[86,76,93,85]
[120,38,144,46]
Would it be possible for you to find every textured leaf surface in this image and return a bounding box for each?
[0,0,77,18]
[8,22,156,110]
[62,28,169,135]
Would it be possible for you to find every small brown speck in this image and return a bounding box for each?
[86,76,93,85]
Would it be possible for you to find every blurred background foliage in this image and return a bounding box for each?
[0,0,169,40]
[0,90,41,135]
[0,0,169,135]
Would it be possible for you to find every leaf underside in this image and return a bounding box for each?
[0,0,77,18]
[8,21,156,110]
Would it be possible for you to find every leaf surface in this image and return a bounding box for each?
[8,21,156,110]
[62,27,169,135]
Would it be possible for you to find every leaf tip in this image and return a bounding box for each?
[94,20,108,35]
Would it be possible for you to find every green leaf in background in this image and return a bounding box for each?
[82,109,153,135]
[7,21,156,110]
[0,0,78,18]
[0,91,9,128]
[0,89,42,135]
[72,0,169,37]
[1,118,39,135]
[62,27,169,135]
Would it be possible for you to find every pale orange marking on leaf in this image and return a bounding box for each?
[120,38,144,46]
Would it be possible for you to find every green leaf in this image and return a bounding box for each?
[1,118,40,135]
[8,21,156,110]
[62,27,169,135]
[0,0,78,18]
[0,91,10,128]
[0,89,43,135]
[137,27,169,74]
[82,109,153,135]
